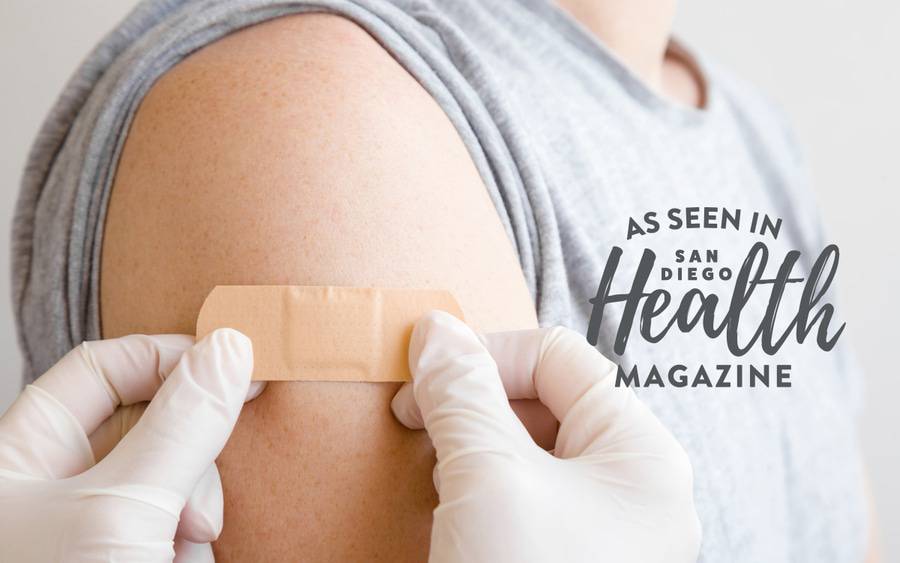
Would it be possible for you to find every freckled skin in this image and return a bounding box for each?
[101,14,552,561]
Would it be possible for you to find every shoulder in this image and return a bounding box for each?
[101,12,537,337]
[132,12,450,172]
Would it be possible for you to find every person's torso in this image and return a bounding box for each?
[401,2,867,560]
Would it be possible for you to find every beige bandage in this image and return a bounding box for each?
[196,285,464,382]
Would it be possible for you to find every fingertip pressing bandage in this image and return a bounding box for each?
[196,286,464,382]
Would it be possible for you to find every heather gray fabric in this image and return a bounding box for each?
[12,0,867,561]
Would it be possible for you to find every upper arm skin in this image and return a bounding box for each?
[101,14,540,561]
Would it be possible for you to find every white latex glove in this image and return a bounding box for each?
[391,312,701,563]
[0,328,260,563]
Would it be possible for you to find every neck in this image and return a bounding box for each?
[556,0,678,90]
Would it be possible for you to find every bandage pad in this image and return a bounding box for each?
[196,285,464,382]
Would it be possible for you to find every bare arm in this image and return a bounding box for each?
[101,14,544,561]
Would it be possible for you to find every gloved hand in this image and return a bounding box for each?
[0,328,260,563]
[391,312,701,563]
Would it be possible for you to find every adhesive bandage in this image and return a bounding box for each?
[196,285,464,382]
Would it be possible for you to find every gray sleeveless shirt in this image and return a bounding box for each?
[12,1,867,561]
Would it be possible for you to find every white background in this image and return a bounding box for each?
[1,1,897,559]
